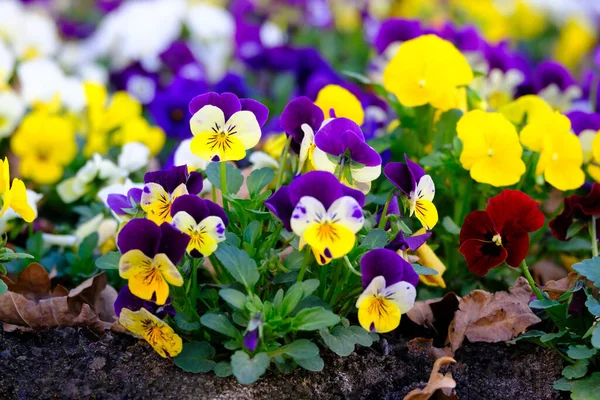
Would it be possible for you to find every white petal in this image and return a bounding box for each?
[224,110,261,149]
[298,123,315,172]
[198,216,226,242]
[415,175,435,202]
[385,281,416,314]
[355,276,386,308]
[172,211,197,234]
[190,105,225,136]
[327,196,364,234]
[249,151,279,170]
[351,164,381,183]
[312,147,336,173]
[174,138,208,171]
[290,196,327,237]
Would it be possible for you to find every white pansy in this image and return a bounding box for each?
[11,11,60,60]
[119,142,150,173]
[74,213,118,248]
[260,21,286,48]
[42,233,77,248]
[0,41,15,86]
[538,83,583,112]
[249,151,279,170]
[579,129,597,163]
[0,89,25,138]
[174,138,209,171]
[0,1,24,43]
[0,189,41,233]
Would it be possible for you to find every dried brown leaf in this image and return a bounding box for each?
[404,357,457,400]
[446,277,541,352]
[543,272,579,300]
[96,285,118,324]
[67,273,108,315]
[1,263,51,300]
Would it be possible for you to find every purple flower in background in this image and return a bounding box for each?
[533,61,582,110]
[567,111,600,135]
[279,96,324,166]
[107,188,143,217]
[386,230,431,253]
[97,0,123,13]
[110,63,159,105]
[57,17,95,39]
[149,76,208,140]
[243,314,263,352]
[160,41,201,76]
[114,284,176,319]
[374,19,422,54]
[214,73,251,98]
[437,23,484,53]
[170,195,228,258]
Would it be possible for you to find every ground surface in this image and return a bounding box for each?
[0,328,565,400]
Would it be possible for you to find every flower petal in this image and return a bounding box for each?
[224,110,261,149]
[117,218,161,257]
[385,281,416,314]
[141,183,176,224]
[413,198,438,230]
[119,308,182,358]
[360,248,419,288]
[357,295,401,333]
[290,196,327,237]
[327,196,364,234]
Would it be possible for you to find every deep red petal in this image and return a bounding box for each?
[459,239,508,276]
[503,221,530,268]
[459,211,497,245]
[549,198,574,241]
[571,183,600,217]
[486,190,544,233]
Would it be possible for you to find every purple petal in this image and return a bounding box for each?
[383,154,424,196]
[376,196,400,230]
[243,328,259,351]
[341,130,381,167]
[205,200,229,226]
[241,98,269,127]
[188,92,242,120]
[157,223,190,265]
[534,61,577,92]
[127,188,143,204]
[107,194,131,215]
[360,248,418,289]
[567,111,600,135]
[117,219,161,257]
[374,18,422,53]
[340,185,366,208]
[171,194,209,221]
[144,165,189,194]
[288,171,344,210]
[265,186,294,231]
[114,284,175,318]
[187,171,204,194]
[280,97,324,145]
[386,230,432,252]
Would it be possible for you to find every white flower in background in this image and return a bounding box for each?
[260,21,286,48]
[42,233,77,248]
[85,0,185,69]
[174,138,209,171]
[11,11,60,60]
[118,142,150,174]
[0,41,15,86]
[0,89,26,138]
[17,58,87,111]
[538,83,583,112]
[470,68,525,109]
[0,189,41,233]
[57,154,124,204]
[74,213,118,252]
[0,1,24,43]
[249,151,279,170]
[185,3,234,82]
[126,74,156,104]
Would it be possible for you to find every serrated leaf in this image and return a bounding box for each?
[214,362,232,377]
[231,351,270,384]
[586,296,600,316]
[219,288,247,310]
[592,326,600,349]
[553,377,575,392]
[174,341,216,373]
[563,359,589,380]
[319,326,356,356]
[247,168,275,197]
[567,345,597,360]
[573,258,600,288]
[361,229,387,249]
[295,355,324,371]
[292,307,340,331]
[571,372,600,400]
[214,245,259,289]
[200,313,240,338]
[95,251,121,270]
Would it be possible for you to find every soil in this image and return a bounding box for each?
[0,328,566,400]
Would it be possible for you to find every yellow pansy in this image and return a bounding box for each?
[588,132,600,182]
[314,84,364,125]
[536,130,584,191]
[457,110,525,187]
[119,308,182,358]
[141,183,188,225]
[413,228,446,288]
[520,112,571,152]
[263,133,288,160]
[0,158,34,222]
[499,95,552,126]
[112,117,166,156]
[383,35,473,110]
[554,17,596,70]
[171,212,226,257]
[119,249,184,305]
[11,111,77,185]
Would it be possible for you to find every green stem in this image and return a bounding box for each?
[591,217,598,257]
[378,191,395,230]
[296,247,312,283]
[591,73,600,113]
[343,255,361,277]
[220,161,228,212]
[520,260,544,300]
[191,257,200,303]
[211,183,217,203]
[325,260,343,303]
[337,156,345,180]
[275,136,293,189]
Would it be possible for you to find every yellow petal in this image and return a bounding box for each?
[413,199,438,230]
[520,112,571,152]
[119,249,153,279]
[141,183,175,224]
[314,84,364,125]
[154,253,184,287]
[413,229,446,288]
[8,178,34,222]
[499,94,552,126]
[358,296,401,333]
[0,157,9,195]
[119,308,182,358]
[190,132,247,162]
[545,163,585,192]
[470,155,526,187]
[303,222,356,260]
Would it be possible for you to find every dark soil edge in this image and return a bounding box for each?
[0,328,565,400]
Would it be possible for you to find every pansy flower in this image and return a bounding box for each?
[457,110,526,187]
[312,118,382,193]
[459,190,544,276]
[535,125,584,192]
[117,218,189,305]
[170,194,228,257]
[141,165,204,224]
[384,154,438,230]
[188,92,269,162]
[0,157,34,223]
[107,188,143,219]
[243,314,263,352]
[119,308,182,358]
[550,183,600,241]
[265,171,365,265]
[313,84,364,125]
[114,284,176,319]
[356,248,418,333]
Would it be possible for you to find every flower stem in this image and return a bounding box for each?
[591,217,598,257]
[220,161,228,211]
[343,255,362,277]
[377,191,395,230]
[591,73,600,112]
[211,183,217,203]
[520,260,544,300]
[296,247,312,283]
[275,136,293,189]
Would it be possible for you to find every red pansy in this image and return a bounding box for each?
[549,183,600,241]
[459,190,545,276]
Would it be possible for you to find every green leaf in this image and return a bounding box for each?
[567,345,597,360]
[219,288,247,310]
[78,233,99,259]
[95,251,121,270]
[272,289,284,308]
[563,359,589,380]
[566,220,586,240]
[174,341,216,373]
[0,279,7,295]
[282,339,320,360]
[200,313,240,338]
[0,251,34,262]
[540,331,566,343]
[573,258,600,288]
[586,296,600,316]
[0,263,6,275]
[247,168,275,197]
[419,151,448,167]
[508,330,545,344]
[280,283,304,317]
[295,356,324,371]
[592,326,600,349]
[572,372,600,400]
[174,312,202,332]
[243,221,262,245]
[300,279,320,298]
[320,326,356,356]
[213,362,233,377]
[547,237,592,252]
[214,245,259,289]
[230,351,270,384]
[411,263,438,276]
[529,299,560,309]
[442,216,461,235]
[292,307,340,331]
[360,229,387,249]
[206,162,244,195]
[433,109,463,149]
[554,378,575,392]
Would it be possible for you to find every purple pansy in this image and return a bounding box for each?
[280,96,324,153]
[159,41,200,76]
[567,111,600,135]
[114,284,176,319]
[374,18,423,54]
[383,154,425,196]
[110,63,159,105]
[107,187,143,216]
[242,314,263,352]
[265,171,365,232]
[534,61,578,93]
[314,118,381,167]
[188,92,269,127]
[386,230,432,253]
[360,248,419,289]
[144,165,204,195]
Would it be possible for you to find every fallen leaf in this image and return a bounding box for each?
[67,273,108,315]
[1,263,51,300]
[405,293,460,345]
[96,285,118,324]
[446,277,541,352]
[404,357,457,400]
[543,272,579,300]
[531,259,568,286]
